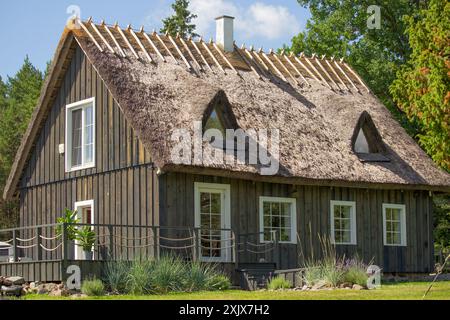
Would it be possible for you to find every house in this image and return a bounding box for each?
[1,16,449,283]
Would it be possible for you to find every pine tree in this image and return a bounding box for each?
[160,0,199,38]
[0,57,43,228]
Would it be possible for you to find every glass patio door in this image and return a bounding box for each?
[194,183,231,262]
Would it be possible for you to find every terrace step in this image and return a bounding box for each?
[236,263,276,291]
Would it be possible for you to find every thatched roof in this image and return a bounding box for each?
[3,19,449,199]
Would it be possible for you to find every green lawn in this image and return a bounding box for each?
[23,281,450,300]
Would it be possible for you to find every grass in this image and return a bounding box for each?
[22,281,450,300]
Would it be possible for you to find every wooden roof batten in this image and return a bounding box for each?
[75,19,368,94]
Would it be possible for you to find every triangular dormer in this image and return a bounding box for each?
[352,111,389,162]
[202,91,238,148]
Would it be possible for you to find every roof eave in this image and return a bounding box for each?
[160,164,450,193]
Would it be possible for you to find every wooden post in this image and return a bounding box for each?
[12,229,17,262]
[108,225,114,260]
[154,227,160,260]
[232,230,237,268]
[36,227,42,261]
[192,228,198,262]
[62,223,68,262]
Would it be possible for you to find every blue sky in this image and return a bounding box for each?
[0,0,310,79]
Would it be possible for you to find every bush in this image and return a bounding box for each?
[268,276,292,290]
[342,257,369,287]
[207,274,231,291]
[102,255,233,295]
[126,258,154,295]
[103,260,129,294]
[81,279,105,296]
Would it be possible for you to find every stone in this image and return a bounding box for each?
[0,276,5,286]
[339,282,353,289]
[301,285,309,291]
[30,282,40,289]
[352,284,364,290]
[37,284,48,295]
[3,277,25,286]
[1,285,23,297]
[312,280,327,290]
[4,276,25,286]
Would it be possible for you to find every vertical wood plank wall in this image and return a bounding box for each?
[159,172,434,273]
[17,44,156,260]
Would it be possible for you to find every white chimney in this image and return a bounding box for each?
[216,16,234,52]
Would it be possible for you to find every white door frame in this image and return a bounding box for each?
[73,200,94,260]
[194,182,231,262]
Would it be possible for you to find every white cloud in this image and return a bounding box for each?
[240,3,300,40]
[188,0,300,42]
[142,0,300,45]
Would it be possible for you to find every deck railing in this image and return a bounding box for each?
[0,223,238,264]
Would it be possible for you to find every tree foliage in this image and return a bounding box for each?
[285,0,430,135]
[390,0,449,171]
[0,57,44,228]
[160,0,199,38]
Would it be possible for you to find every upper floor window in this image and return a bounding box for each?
[330,200,357,245]
[65,98,95,172]
[383,204,407,246]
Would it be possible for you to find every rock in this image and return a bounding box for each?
[30,282,40,289]
[1,285,23,297]
[352,284,364,290]
[37,285,48,295]
[301,285,309,291]
[71,293,88,299]
[339,282,353,289]
[312,280,327,290]
[0,276,5,286]
[4,276,25,286]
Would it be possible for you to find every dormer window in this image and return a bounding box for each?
[354,128,370,154]
[202,91,238,150]
[352,111,389,162]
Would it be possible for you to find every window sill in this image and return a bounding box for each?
[65,163,95,173]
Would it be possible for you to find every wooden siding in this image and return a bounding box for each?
[17,44,156,260]
[159,172,434,273]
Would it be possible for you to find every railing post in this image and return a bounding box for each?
[154,227,160,260]
[192,228,198,262]
[232,230,237,268]
[274,230,280,269]
[12,229,17,262]
[108,225,114,260]
[36,227,42,261]
[62,223,68,262]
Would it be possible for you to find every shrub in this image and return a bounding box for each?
[268,276,292,290]
[207,274,231,291]
[149,255,186,294]
[126,258,154,295]
[343,266,368,287]
[342,256,370,287]
[102,254,232,295]
[103,260,129,294]
[183,260,215,292]
[81,278,105,296]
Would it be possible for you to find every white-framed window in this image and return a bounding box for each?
[330,200,357,245]
[73,200,95,260]
[383,204,407,247]
[65,97,95,172]
[259,197,297,244]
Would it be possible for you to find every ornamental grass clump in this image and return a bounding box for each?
[81,278,105,296]
[102,254,231,295]
[267,276,292,290]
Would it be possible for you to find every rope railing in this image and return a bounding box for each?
[16,236,37,242]
[17,244,37,249]
[39,234,61,241]
[159,235,193,242]
[40,243,63,252]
